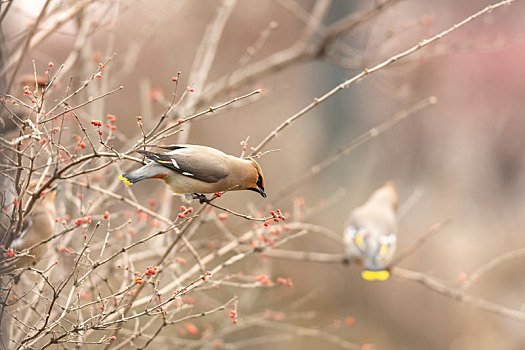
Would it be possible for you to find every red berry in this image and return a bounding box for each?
[185,323,198,336]
[457,272,468,282]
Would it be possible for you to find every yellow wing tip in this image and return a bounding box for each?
[361,270,390,281]
[119,175,133,185]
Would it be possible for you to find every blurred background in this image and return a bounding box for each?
[2,0,525,349]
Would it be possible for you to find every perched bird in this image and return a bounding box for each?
[0,173,16,243]
[344,182,398,281]
[9,183,57,273]
[0,75,47,136]
[119,145,267,200]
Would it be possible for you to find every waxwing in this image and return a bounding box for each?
[10,183,57,270]
[0,75,48,135]
[120,145,267,199]
[344,182,397,281]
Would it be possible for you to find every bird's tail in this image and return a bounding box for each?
[118,174,134,185]
[119,166,154,185]
[361,269,390,281]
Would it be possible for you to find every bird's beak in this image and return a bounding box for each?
[248,186,267,198]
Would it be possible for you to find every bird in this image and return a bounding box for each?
[0,74,47,136]
[9,182,57,275]
[0,173,16,242]
[343,182,398,281]
[119,145,267,200]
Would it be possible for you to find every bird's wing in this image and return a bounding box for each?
[11,217,32,249]
[0,173,16,246]
[137,149,228,183]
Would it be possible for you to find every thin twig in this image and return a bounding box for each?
[461,247,525,290]
[393,267,525,323]
[388,218,452,268]
[252,0,514,154]
[6,0,52,93]
[270,96,437,200]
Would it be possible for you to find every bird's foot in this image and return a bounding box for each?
[192,193,210,204]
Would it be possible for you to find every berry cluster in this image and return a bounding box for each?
[3,247,15,258]
[145,266,157,276]
[75,216,92,226]
[277,277,293,288]
[255,273,272,285]
[263,209,287,227]
[230,310,238,324]
[178,206,193,218]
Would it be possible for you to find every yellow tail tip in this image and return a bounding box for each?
[361,270,390,281]
[118,175,133,185]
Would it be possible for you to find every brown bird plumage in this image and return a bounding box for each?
[0,74,48,135]
[344,182,398,281]
[10,185,57,269]
[120,145,267,199]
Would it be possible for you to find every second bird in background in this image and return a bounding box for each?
[344,182,398,281]
[9,182,57,279]
[119,144,267,201]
